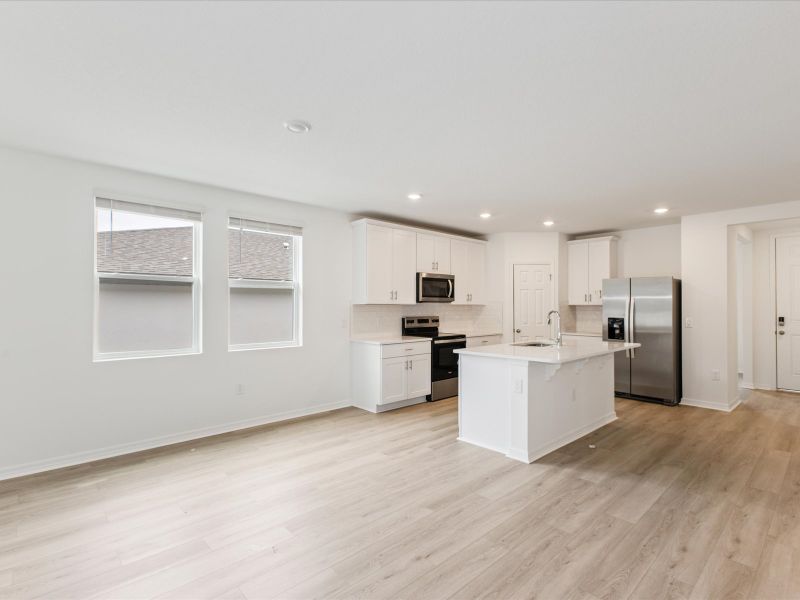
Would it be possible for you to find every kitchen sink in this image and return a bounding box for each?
[512,341,557,347]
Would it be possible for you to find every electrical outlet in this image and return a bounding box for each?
[711,370,720,381]
[235,383,245,395]
[685,317,693,328]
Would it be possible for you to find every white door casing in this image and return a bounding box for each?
[513,264,553,342]
[776,235,800,391]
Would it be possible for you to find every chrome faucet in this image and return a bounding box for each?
[547,310,562,346]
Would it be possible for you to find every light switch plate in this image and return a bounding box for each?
[685,317,694,328]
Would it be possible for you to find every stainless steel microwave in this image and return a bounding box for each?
[417,272,455,303]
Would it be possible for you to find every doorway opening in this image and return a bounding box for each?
[730,217,800,392]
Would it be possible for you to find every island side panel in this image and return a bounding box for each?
[458,354,529,456]
[526,353,617,462]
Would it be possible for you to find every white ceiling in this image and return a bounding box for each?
[1,1,799,234]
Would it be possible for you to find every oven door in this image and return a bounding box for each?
[431,338,467,382]
[417,273,455,303]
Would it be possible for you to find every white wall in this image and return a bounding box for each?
[572,224,682,334]
[681,200,800,411]
[0,146,353,478]
[485,232,566,341]
[612,224,682,278]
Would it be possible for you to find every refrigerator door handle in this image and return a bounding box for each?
[630,296,636,358]
[624,294,631,358]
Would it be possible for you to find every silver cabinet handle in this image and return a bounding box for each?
[405,360,409,369]
[584,293,587,302]
[589,293,592,302]
[409,359,413,370]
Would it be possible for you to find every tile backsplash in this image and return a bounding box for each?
[352,302,503,337]
[575,305,603,334]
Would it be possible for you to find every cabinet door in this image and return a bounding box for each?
[380,356,408,404]
[435,237,451,274]
[392,229,417,304]
[416,234,437,272]
[568,241,589,305]
[467,242,486,304]
[406,354,431,398]
[366,224,394,304]
[587,240,610,305]
[449,240,469,304]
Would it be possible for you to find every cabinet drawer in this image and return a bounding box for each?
[381,340,431,359]
[466,335,502,348]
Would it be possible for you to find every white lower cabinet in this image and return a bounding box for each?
[352,340,432,413]
[405,353,432,399]
[380,356,409,404]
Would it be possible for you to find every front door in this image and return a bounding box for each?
[776,236,800,391]
[513,264,552,342]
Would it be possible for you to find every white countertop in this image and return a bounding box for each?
[455,339,639,364]
[350,335,432,345]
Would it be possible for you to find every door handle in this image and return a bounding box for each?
[779,330,786,335]
[515,328,521,333]
[630,296,636,358]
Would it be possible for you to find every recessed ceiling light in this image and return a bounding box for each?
[407,193,422,201]
[543,220,555,227]
[654,207,669,214]
[480,212,492,219]
[284,120,311,134]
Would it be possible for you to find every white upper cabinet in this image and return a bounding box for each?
[450,239,486,305]
[416,234,451,274]
[392,229,417,304]
[568,241,589,305]
[352,219,485,305]
[567,237,617,305]
[353,222,417,304]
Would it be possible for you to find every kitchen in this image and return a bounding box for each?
[350,217,682,464]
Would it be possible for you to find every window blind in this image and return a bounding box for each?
[228,217,302,237]
[96,197,202,222]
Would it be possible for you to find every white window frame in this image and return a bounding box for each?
[228,216,303,351]
[92,194,203,362]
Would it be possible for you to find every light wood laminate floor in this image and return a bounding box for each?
[1,390,800,599]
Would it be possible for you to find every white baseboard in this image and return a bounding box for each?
[0,400,351,482]
[681,397,739,412]
[739,381,755,390]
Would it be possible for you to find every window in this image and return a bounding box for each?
[94,197,202,360]
[228,217,302,349]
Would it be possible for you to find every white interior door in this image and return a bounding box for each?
[513,264,553,342]
[776,236,800,391]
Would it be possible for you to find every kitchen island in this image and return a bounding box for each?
[454,338,639,463]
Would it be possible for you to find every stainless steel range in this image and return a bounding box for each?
[401,316,466,401]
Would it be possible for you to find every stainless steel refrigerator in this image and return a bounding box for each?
[602,277,682,405]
